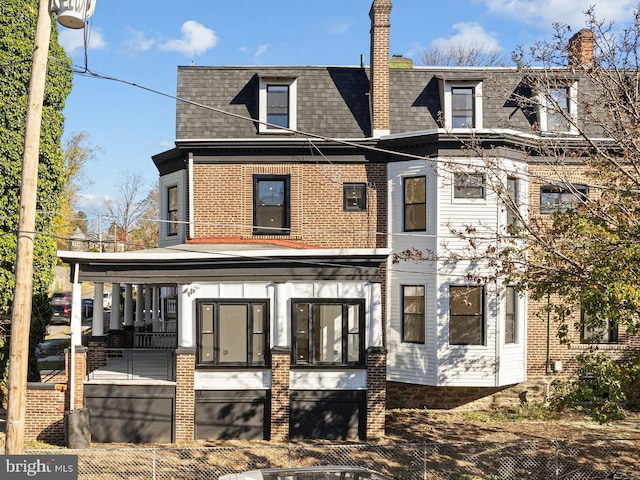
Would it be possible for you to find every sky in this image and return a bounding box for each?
[56,0,637,219]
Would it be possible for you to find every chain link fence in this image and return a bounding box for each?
[27,438,640,479]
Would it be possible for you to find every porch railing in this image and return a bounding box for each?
[87,348,175,382]
[135,332,177,349]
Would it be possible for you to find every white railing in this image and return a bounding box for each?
[135,332,177,349]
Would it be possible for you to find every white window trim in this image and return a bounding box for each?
[443,81,483,130]
[537,81,578,134]
[258,77,298,134]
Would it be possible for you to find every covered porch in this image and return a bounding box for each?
[57,243,390,444]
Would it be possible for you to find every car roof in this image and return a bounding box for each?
[218,466,391,480]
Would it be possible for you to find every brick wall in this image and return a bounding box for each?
[366,347,386,440]
[526,163,640,377]
[25,383,66,445]
[67,346,87,411]
[386,379,555,410]
[270,348,291,442]
[175,347,195,443]
[191,162,387,249]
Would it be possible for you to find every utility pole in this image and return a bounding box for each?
[5,0,96,455]
[5,0,53,455]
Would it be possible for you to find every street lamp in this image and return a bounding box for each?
[5,0,96,455]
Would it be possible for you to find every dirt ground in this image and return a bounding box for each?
[384,408,640,443]
[1,407,639,450]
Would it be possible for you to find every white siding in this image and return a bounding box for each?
[387,157,528,387]
[158,171,187,247]
[291,370,367,390]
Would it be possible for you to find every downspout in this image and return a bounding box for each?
[188,152,194,239]
[546,292,552,374]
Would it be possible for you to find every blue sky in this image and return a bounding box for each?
[57,0,636,217]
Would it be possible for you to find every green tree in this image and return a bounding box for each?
[52,131,100,250]
[0,0,73,387]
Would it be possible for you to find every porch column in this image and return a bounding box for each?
[270,347,291,442]
[178,284,195,348]
[123,284,134,327]
[110,282,121,331]
[174,347,196,443]
[69,264,82,347]
[366,346,387,441]
[144,283,152,328]
[123,284,135,348]
[135,284,145,331]
[108,282,124,350]
[91,282,104,337]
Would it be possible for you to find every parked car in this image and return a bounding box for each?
[103,291,112,310]
[50,302,71,325]
[81,298,93,319]
[218,466,392,480]
[49,291,72,306]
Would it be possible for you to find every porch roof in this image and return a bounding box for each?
[58,244,391,285]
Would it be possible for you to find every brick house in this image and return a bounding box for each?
[52,0,639,445]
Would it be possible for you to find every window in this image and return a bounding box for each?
[343,183,367,211]
[443,81,483,129]
[505,286,517,344]
[259,77,297,133]
[253,175,290,234]
[538,83,577,133]
[454,173,485,199]
[402,285,425,344]
[197,300,268,366]
[581,312,619,344]
[292,300,364,366]
[167,185,178,236]
[449,286,485,345]
[452,87,475,128]
[540,183,588,213]
[404,176,426,231]
[506,177,520,231]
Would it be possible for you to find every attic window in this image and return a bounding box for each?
[441,80,483,130]
[537,82,578,133]
[259,77,297,134]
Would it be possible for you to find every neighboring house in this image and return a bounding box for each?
[51,0,638,446]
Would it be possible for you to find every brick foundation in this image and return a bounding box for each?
[270,347,291,442]
[175,347,196,443]
[366,347,387,440]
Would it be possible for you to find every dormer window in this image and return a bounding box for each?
[259,77,297,134]
[538,82,578,133]
[442,80,483,130]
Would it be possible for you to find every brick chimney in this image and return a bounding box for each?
[568,28,595,66]
[369,0,392,138]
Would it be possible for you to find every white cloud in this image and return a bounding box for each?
[75,193,109,214]
[480,0,635,29]
[123,28,155,53]
[158,20,218,57]
[254,44,269,59]
[327,20,353,35]
[58,26,107,54]
[430,22,501,52]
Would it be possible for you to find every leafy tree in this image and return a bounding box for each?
[52,131,100,250]
[0,0,73,387]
